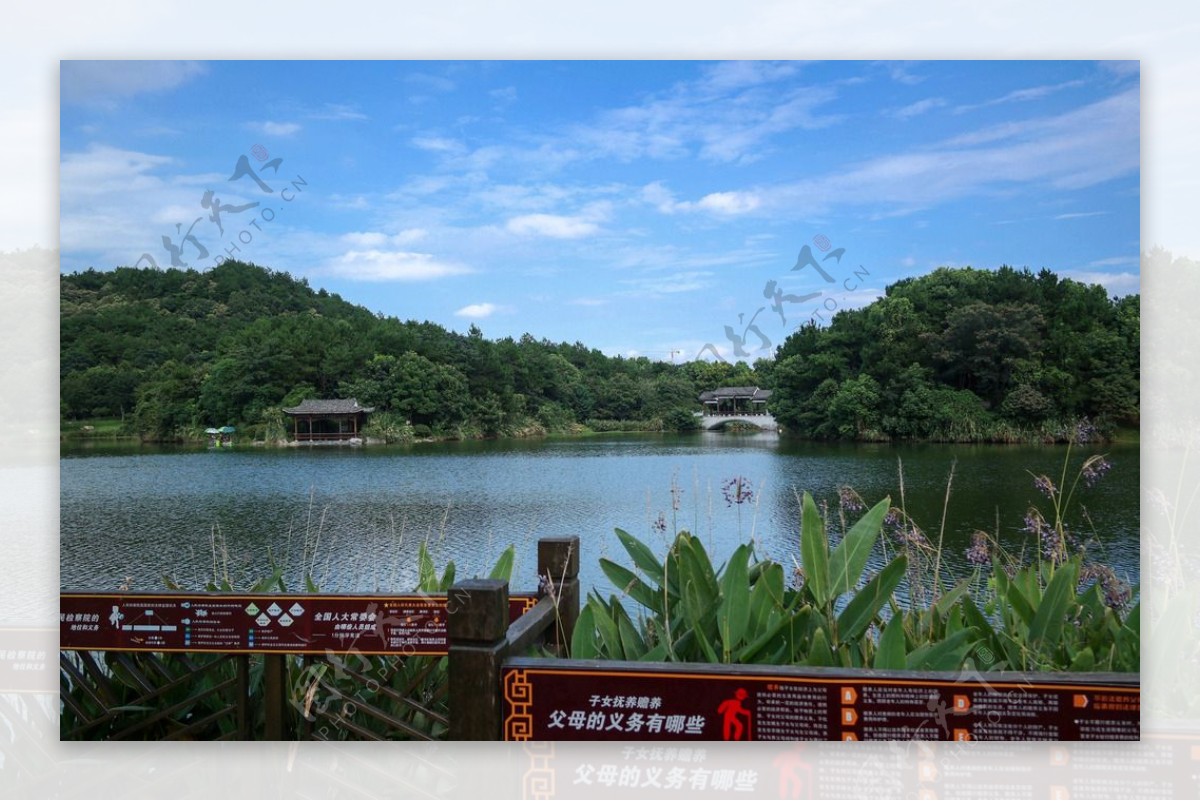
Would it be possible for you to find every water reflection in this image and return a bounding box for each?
[61,434,1139,599]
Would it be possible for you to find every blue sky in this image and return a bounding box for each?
[59,60,1139,362]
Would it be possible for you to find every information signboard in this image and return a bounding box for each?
[501,659,1139,742]
[61,592,538,655]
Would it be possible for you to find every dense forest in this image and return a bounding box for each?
[769,265,1139,441]
[60,260,1138,443]
[60,260,761,441]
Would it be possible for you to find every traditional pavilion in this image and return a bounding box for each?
[282,398,374,442]
[697,386,773,415]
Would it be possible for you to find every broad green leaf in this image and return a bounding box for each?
[1069,646,1096,672]
[873,613,906,670]
[718,544,753,653]
[250,567,283,594]
[488,545,515,582]
[570,604,598,660]
[616,605,647,659]
[806,626,834,667]
[600,558,665,616]
[593,597,623,657]
[614,528,664,577]
[933,578,973,618]
[692,617,720,662]
[828,496,890,597]
[679,535,719,599]
[440,561,456,592]
[641,642,669,662]
[748,563,784,636]
[682,577,712,632]
[1028,559,1079,650]
[1004,577,1035,628]
[800,492,830,607]
[736,609,795,664]
[906,628,977,671]
[837,555,907,643]
[417,543,437,592]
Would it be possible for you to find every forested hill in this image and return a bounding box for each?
[60,260,756,440]
[61,261,1138,443]
[768,265,1139,441]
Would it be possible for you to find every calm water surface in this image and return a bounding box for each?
[60,434,1139,597]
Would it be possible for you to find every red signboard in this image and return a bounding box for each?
[61,592,538,655]
[502,659,1139,742]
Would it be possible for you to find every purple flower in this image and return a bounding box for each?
[1033,474,1056,498]
[1075,417,1098,444]
[1080,563,1132,610]
[1081,456,1112,488]
[965,532,991,566]
[722,476,754,507]
[839,486,865,513]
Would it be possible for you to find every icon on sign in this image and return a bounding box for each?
[718,688,753,740]
[256,613,270,627]
[109,605,124,628]
[279,614,293,627]
[182,601,191,609]
[245,603,260,616]
[289,603,305,617]
[267,602,283,617]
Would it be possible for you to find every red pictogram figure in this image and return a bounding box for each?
[717,687,753,740]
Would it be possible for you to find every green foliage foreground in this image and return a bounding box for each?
[574,495,1138,674]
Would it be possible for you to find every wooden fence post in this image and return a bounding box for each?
[538,536,580,653]
[263,653,289,740]
[448,579,509,740]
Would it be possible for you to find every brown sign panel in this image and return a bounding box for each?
[502,659,1139,742]
[61,592,537,655]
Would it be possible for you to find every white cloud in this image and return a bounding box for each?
[955,80,1086,114]
[61,61,207,106]
[1054,211,1109,220]
[455,302,510,318]
[620,271,716,295]
[1089,256,1139,267]
[641,183,762,216]
[326,250,474,281]
[310,103,368,121]
[411,136,464,154]
[696,191,761,215]
[489,86,518,104]
[340,229,427,248]
[891,97,945,119]
[248,121,301,137]
[1061,270,1140,296]
[60,144,174,196]
[769,89,1139,215]
[568,297,608,307]
[506,213,599,239]
[404,72,456,93]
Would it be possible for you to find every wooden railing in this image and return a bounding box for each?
[59,538,576,741]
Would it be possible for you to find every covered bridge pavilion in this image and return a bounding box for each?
[697,386,773,416]
[282,398,374,442]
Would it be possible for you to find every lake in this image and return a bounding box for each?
[60,433,1139,600]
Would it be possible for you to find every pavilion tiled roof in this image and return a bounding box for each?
[282,398,375,415]
[698,386,772,402]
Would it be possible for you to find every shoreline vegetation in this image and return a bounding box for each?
[61,415,1139,448]
[61,444,1136,741]
[61,260,1137,447]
